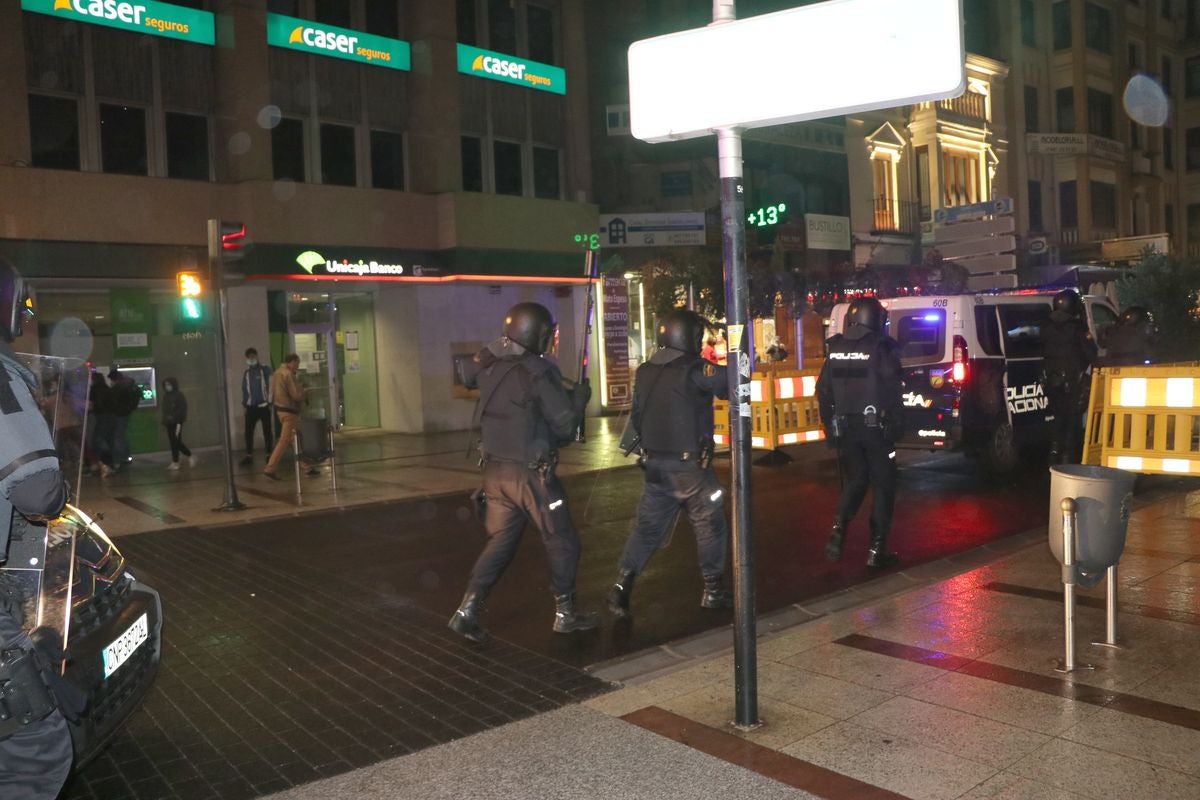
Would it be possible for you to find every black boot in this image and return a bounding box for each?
[607,570,636,619]
[448,591,490,644]
[700,576,734,609]
[866,533,899,569]
[824,522,846,563]
[552,594,600,633]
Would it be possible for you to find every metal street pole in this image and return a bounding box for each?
[714,0,758,731]
[206,219,245,512]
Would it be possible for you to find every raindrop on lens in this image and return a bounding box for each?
[228,131,252,155]
[1123,74,1170,127]
[256,105,282,130]
[48,318,94,361]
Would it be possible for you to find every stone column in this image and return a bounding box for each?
[212,0,273,183]
[405,0,461,194]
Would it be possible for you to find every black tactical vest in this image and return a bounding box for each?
[637,357,712,455]
[478,355,553,463]
[826,332,884,417]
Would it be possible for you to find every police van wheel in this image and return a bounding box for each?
[983,422,1019,474]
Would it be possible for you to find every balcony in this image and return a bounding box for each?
[868,199,921,237]
[936,92,988,122]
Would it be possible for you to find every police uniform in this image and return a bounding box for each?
[1101,308,1154,367]
[0,260,75,800]
[816,303,904,568]
[448,303,596,643]
[1042,292,1097,464]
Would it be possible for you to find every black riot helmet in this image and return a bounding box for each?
[1052,289,1084,320]
[656,309,708,354]
[503,302,557,355]
[843,297,885,340]
[1119,306,1152,327]
[0,258,32,343]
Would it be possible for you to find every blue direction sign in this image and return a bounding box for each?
[934,197,1014,225]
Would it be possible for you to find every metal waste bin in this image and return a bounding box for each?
[1048,465,1135,588]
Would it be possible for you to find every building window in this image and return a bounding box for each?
[1188,204,1200,244]
[314,0,352,27]
[1060,180,1078,228]
[1091,181,1117,231]
[370,130,405,190]
[915,146,931,222]
[1028,180,1044,231]
[1128,42,1142,71]
[267,0,299,14]
[532,145,560,199]
[320,123,357,186]
[1163,0,1173,18]
[872,154,898,229]
[1021,0,1037,46]
[272,118,307,182]
[1084,3,1111,53]
[457,0,478,44]
[1131,119,1142,149]
[99,104,147,176]
[1189,0,1200,35]
[28,94,80,171]
[165,112,210,180]
[493,139,523,196]
[1165,126,1174,169]
[942,149,980,208]
[365,0,401,38]
[1087,89,1113,138]
[1187,127,1200,170]
[1187,57,1200,97]
[1053,1,1072,49]
[1025,85,1039,132]
[1056,87,1075,133]
[461,135,483,191]
[488,0,518,54]
[528,4,556,63]
[1162,55,1174,96]
[1165,202,1174,241]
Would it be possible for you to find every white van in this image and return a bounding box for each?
[827,292,1118,471]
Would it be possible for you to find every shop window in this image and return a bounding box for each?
[165,112,210,180]
[273,117,307,182]
[493,139,523,196]
[99,104,147,176]
[1084,2,1111,53]
[462,135,483,191]
[1087,89,1113,138]
[314,0,352,27]
[1056,87,1075,133]
[1091,181,1117,230]
[1024,85,1039,132]
[28,94,80,171]
[1053,1,1071,50]
[1187,127,1200,170]
[528,4,556,64]
[1060,180,1078,228]
[1028,180,1044,231]
[370,130,405,190]
[1020,0,1036,46]
[320,123,357,186]
[457,0,478,45]
[533,146,560,199]
[915,146,931,222]
[365,0,401,38]
[488,0,518,54]
[942,149,980,208]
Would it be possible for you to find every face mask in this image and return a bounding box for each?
[246,359,257,367]
[164,384,175,393]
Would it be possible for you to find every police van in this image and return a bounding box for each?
[827,291,1118,471]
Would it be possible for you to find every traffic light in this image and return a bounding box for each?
[177,271,204,321]
[207,218,247,265]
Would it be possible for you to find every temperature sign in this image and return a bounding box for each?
[574,232,600,250]
[747,202,787,228]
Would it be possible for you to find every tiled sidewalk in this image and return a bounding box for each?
[582,489,1200,800]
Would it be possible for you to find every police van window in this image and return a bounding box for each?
[998,303,1050,358]
[889,310,947,363]
[974,306,1003,355]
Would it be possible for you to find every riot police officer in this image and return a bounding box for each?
[1043,289,1097,464]
[0,259,75,799]
[817,297,904,568]
[1101,306,1155,366]
[449,302,598,643]
[608,309,732,618]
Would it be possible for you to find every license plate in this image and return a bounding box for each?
[102,613,149,679]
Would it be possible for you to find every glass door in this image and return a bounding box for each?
[288,324,341,426]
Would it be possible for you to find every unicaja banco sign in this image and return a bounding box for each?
[266,14,411,71]
[456,45,566,95]
[22,0,215,44]
[296,251,407,277]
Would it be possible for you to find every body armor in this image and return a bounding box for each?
[478,354,557,464]
[636,355,712,456]
[824,332,886,418]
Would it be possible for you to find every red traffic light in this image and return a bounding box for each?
[220,221,246,258]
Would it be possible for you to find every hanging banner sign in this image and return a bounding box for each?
[600,274,632,410]
[22,0,216,44]
[456,44,566,95]
[266,13,411,71]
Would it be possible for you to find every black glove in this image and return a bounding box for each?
[572,378,591,414]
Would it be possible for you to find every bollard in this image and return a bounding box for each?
[1092,565,1122,649]
[1055,498,1094,674]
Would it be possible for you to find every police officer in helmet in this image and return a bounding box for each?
[0,259,76,799]
[1101,306,1155,367]
[449,302,598,643]
[608,310,732,618]
[1042,289,1097,464]
[817,297,904,568]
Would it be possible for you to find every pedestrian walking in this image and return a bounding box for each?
[161,378,196,470]
[240,347,274,466]
[1101,306,1155,367]
[448,302,597,643]
[607,308,733,619]
[0,259,79,799]
[1042,289,1097,464]
[107,367,140,473]
[88,370,115,477]
[263,353,305,480]
[817,297,904,568]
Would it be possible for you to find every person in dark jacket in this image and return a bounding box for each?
[608,309,732,619]
[161,378,195,471]
[240,348,274,466]
[106,367,139,474]
[1101,306,1155,366]
[817,297,905,568]
[1042,290,1098,464]
[448,302,597,643]
[88,370,115,477]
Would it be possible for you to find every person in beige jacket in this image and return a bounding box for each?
[263,353,306,480]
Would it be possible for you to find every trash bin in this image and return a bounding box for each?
[1048,465,1136,588]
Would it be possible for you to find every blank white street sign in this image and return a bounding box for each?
[629,0,965,143]
[938,235,1017,260]
[950,254,1018,275]
[934,216,1015,244]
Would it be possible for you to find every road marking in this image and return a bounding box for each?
[113,496,186,525]
[983,581,1200,627]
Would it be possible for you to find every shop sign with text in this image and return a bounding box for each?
[294,250,418,277]
[600,274,632,410]
[22,0,215,44]
[456,44,566,94]
[266,13,411,71]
